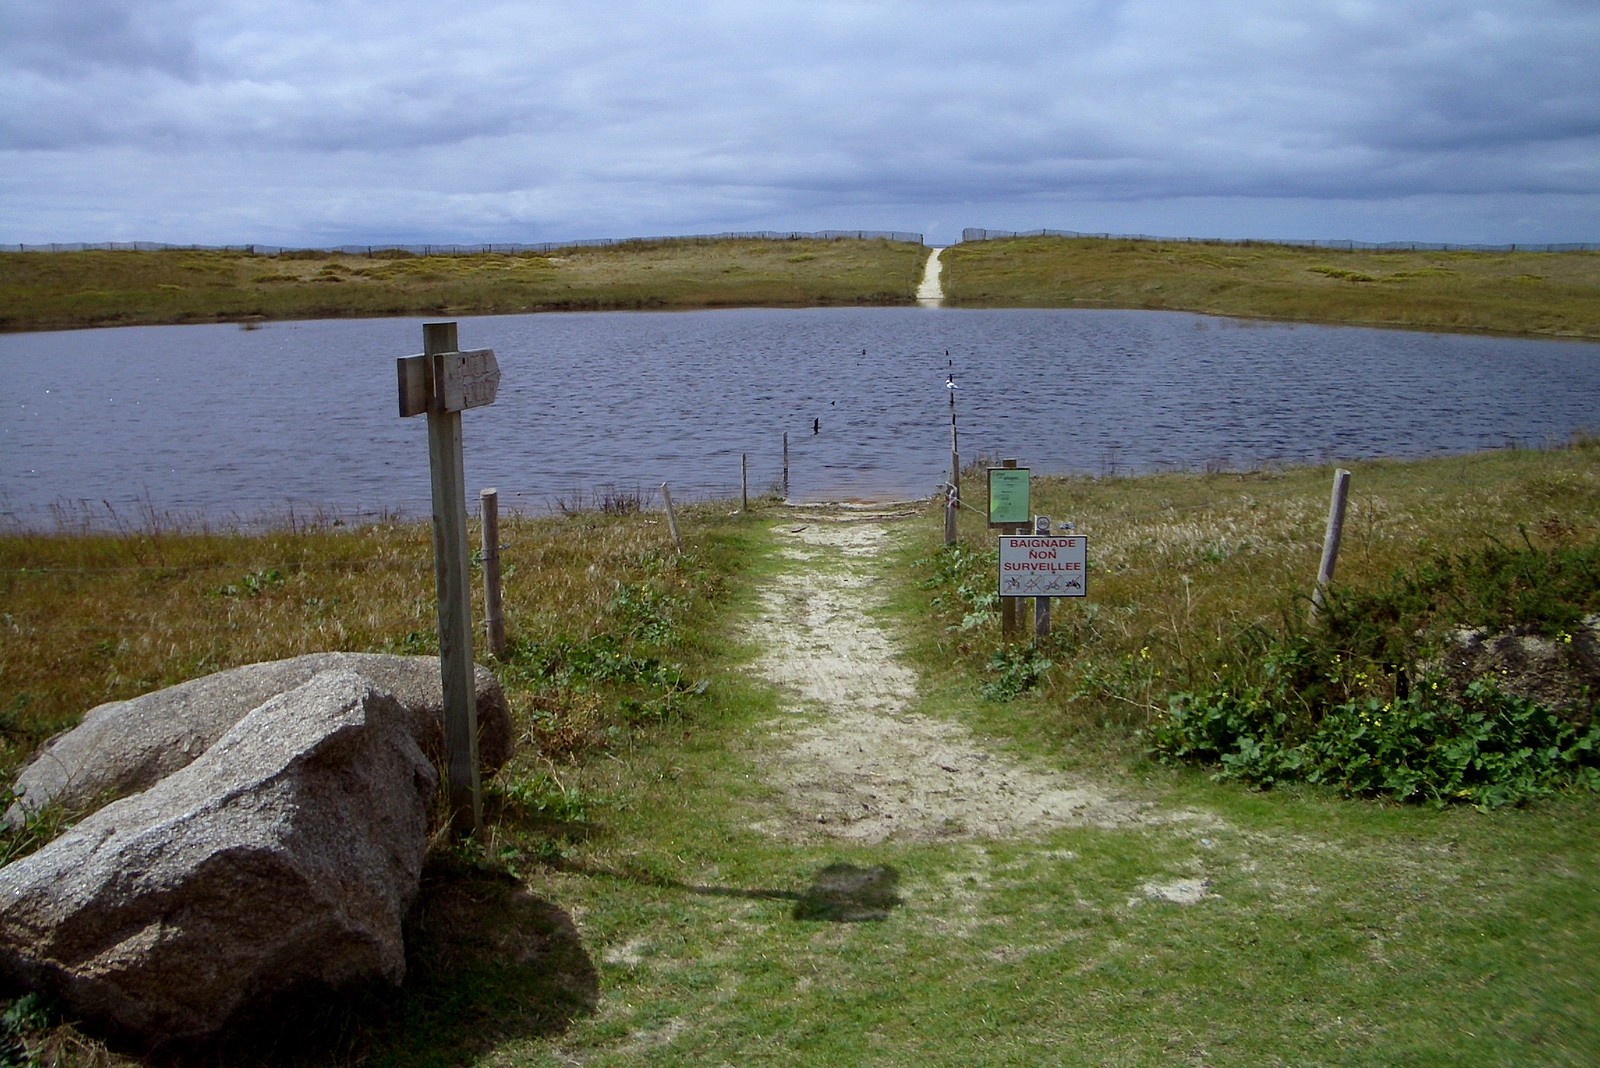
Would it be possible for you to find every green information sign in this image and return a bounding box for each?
[987,467,1031,527]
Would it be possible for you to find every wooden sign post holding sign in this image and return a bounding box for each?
[397,322,501,836]
[987,460,1030,637]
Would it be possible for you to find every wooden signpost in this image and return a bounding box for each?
[988,459,1031,636]
[397,322,501,836]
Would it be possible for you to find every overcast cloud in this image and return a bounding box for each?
[3,0,1598,246]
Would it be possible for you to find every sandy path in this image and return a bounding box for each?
[749,509,1179,844]
[915,247,945,305]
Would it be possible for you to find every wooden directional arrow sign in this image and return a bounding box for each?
[397,347,500,416]
[436,348,500,412]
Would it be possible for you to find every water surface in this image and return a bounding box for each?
[2,307,1595,527]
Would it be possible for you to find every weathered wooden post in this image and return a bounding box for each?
[783,432,790,499]
[1309,468,1352,625]
[741,453,749,512]
[988,458,1030,638]
[480,487,506,659]
[397,321,500,836]
[944,477,959,546]
[661,482,684,552]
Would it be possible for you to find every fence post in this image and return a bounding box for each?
[1309,469,1352,625]
[742,453,749,512]
[480,487,506,659]
[661,482,684,552]
[783,433,790,498]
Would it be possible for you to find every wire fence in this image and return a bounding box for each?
[7,231,925,256]
[960,228,1600,254]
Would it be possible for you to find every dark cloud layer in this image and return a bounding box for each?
[3,0,1597,245]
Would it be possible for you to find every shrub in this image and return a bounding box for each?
[1149,538,1600,806]
[982,645,1052,701]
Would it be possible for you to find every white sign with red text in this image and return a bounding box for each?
[998,535,1088,598]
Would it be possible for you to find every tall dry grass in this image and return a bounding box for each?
[0,501,763,781]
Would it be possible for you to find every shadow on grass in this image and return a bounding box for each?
[196,859,599,1068]
[120,858,893,1065]
[557,857,904,924]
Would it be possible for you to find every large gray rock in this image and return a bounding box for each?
[0,670,438,1042]
[5,652,511,826]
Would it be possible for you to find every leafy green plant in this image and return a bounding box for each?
[1,992,55,1067]
[916,543,1001,630]
[1149,536,1600,806]
[1302,680,1600,807]
[608,583,686,644]
[495,771,591,824]
[217,567,285,597]
[982,644,1052,701]
[1152,675,1600,806]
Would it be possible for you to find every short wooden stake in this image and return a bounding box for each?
[945,448,960,546]
[741,453,749,512]
[661,482,683,552]
[1309,468,1352,625]
[480,487,506,659]
[783,433,790,499]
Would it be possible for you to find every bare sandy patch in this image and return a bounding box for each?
[749,510,1200,844]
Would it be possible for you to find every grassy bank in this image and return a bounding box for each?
[0,238,928,332]
[3,444,1599,1064]
[943,236,1600,339]
[8,235,1600,339]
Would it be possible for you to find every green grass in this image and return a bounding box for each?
[0,239,929,332]
[3,446,1599,1064]
[8,235,1600,338]
[943,237,1600,339]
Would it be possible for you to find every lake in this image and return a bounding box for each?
[2,307,1596,528]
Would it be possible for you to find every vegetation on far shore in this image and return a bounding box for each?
[3,441,1599,1064]
[5,234,1600,339]
[0,238,927,333]
[944,236,1600,339]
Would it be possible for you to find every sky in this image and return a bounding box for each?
[3,0,1599,248]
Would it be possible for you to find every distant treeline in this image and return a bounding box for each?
[8,230,925,256]
[961,228,1600,254]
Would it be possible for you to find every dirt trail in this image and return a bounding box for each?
[915,247,945,306]
[749,507,1188,844]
